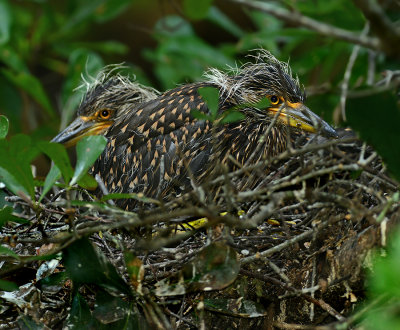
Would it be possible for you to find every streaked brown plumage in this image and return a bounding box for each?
[52,51,337,210]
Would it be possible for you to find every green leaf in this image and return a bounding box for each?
[124,251,144,292]
[0,0,11,45]
[155,241,239,296]
[369,230,400,298]
[145,17,235,89]
[67,293,95,328]
[39,165,61,203]
[183,0,214,20]
[198,86,220,120]
[190,109,211,121]
[347,90,400,181]
[0,166,29,198]
[63,237,131,295]
[101,193,159,205]
[17,315,44,329]
[70,200,111,210]
[220,111,245,124]
[0,135,39,199]
[363,229,400,327]
[0,245,20,259]
[77,173,98,190]
[1,69,55,118]
[70,40,129,55]
[0,115,9,139]
[0,76,22,133]
[207,7,244,38]
[0,206,29,228]
[61,49,104,127]
[0,46,29,73]
[92,290,129,324]
[350,170,363,180]
[70,135,107,186]
[59,1,103,36]
[94,0,132,23]
[254,97,272,109]
[23,253,59,262]
[153,15,194,37]
[93,290,145,329]
[0,279,18,291]
[37,141,73,183]
[37,271,69,290]
[204,298,268,317]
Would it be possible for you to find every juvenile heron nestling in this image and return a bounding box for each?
[53,51,337,210]
[52,71,159,147]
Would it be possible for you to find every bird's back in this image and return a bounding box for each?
[91,82,289,210]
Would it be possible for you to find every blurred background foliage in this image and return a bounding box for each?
[0,0,400,327]
[1,0,398,180]
[1,0,397,137]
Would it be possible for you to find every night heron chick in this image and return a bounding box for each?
[53,51,337,210]
[52,69,159,147]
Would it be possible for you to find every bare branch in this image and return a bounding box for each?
[353,0,400,56]
[225,0,382,52]
[340,24,370,121]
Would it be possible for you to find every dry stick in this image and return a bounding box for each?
[35,142,368,240]
[367,50,376,86]
[272,322,333,330]
[352,0,400,55]
[303,295,345,322]
[346,80,400,98]
[240,226,316,265]
[95,174,115,206]
[225,0,380,51]
[340,24,370,121]
[237,163,360,200]
[174,137,360,204]
[310,234,317,322]
[327,179,386,204]
[241,268,345,322]
[164,308,197,328]
[376,70,400,87]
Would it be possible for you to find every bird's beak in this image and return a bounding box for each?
[270,101,338,138]
[51,116,111,147]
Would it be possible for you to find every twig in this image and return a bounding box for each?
[241,268,345,321]
[352,0,400,56]
[340,24,370,121]
[240,226,315,265]
[95,174,115,206]
[225,0,381,52]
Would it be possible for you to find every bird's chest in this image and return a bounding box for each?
[90,117,288,208]
[214,122,288,167]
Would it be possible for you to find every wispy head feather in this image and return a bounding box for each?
[204,50,304,104]
[76,65,159,117]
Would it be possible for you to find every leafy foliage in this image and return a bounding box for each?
[155,242,240,296]
[347,91,400,181]
[0,115,9,139]
[361,229,400,329]
[63,237,131,295]
[0,135,39,199]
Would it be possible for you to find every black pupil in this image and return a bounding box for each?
[271,96,278,103]
[101,110,109,117]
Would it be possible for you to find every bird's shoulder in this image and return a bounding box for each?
[105,82,213,145]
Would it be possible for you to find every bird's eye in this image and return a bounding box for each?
[99,109,111,120]
[270,95,280,105]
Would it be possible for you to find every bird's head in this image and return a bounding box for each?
[52,71,158,147]
[206,51,338,138]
